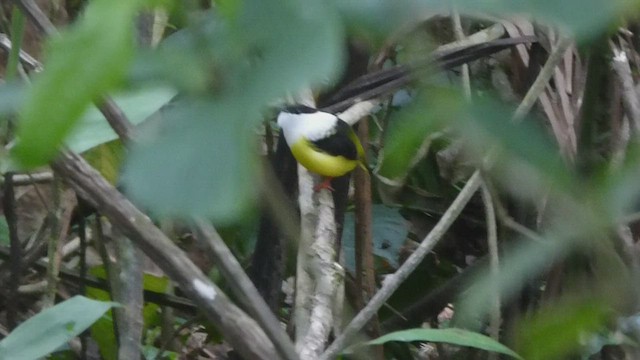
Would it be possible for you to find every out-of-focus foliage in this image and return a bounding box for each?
[2,0,640,358]
[120,0,344,221]
[12,0,142,167]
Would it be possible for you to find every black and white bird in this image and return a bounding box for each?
[277,105,365,191]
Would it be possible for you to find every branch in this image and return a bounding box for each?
[2,173,20,329]
[319,171,483,359]
[193,220,298,360]
[481,182,500,358]
[294,166,344,358]
[611,45,640,134]
[51,150,278,360]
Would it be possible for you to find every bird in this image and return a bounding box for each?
[277,105,365,191]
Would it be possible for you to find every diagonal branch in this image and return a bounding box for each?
[51,150,278,360]
[193,220,299,360]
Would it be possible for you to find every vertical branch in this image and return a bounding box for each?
[43,177,62,308]
[3,173,20,329]
[611,46,640,134]
[354,117,381,348]
[481,182,501,358]
[298,188,342,359]
[193,220,298,360]
[6,6,25,81]
[112,232,144,360]
[78,210,89,358]
[451,9,471,98]
[294,166,316,345]
[293,93,343,357]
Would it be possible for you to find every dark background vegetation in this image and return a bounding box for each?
[1,0,640,359]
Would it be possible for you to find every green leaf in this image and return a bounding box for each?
[0,296,116,360]
[341,205,408,271]
[378,89,462,181]
[12,0,140,168]
[362,328,523,359]
[514,298,609,360]
[121,99,258,221]
[0,217,9,246]
[338,0,632,40]
[66,86,176,154]
[457,97,575,194]
[122,0,343,220]
[0,82,25,117]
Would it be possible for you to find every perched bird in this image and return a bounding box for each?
[277,105,365,191]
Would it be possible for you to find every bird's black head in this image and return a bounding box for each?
[282,104,318,114]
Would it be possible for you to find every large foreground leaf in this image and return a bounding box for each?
[0,296,116,360]
[362,327,523,359]
[121,0,343,221]
[12,0,140,167]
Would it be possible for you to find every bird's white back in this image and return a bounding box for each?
[277,110,338,144]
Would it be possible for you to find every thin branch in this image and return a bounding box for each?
[611,45,640,134]
[452,9,471,99]
[6,6,26,80]
[12,0,56,36]
[481,182,500,357]
[320,171,483,359]
[513,36,573,121]
[111,233,144,360]
[0,245,198,312]
[78,211,89,358]
[0,32,42,71]
[10,172,54,185]
[354,117,381,356]
[43,177,62,308]
[96,98,135,144]
[193,220,299,360]
[3,172,20,329]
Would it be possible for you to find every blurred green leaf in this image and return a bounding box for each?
[455,236,563,329]
[457,97,576,194]
[0,82,25,117]
[0,296,115,360]
[82,141,125,185]
[12,0,141,168]
[360,327,523,359]
[514,298,609,360]
[123,0,343,220]
[342,205,409,271]
[122,100,257,221]
[0,217,9,246]
[337,0,633,40]
[67,86,176,154]
[378,88,463,181]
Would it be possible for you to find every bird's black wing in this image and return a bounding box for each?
[310,120,359,160]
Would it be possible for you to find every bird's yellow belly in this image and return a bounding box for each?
[290,138,357,177]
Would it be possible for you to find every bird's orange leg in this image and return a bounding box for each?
[314,177,334,192]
